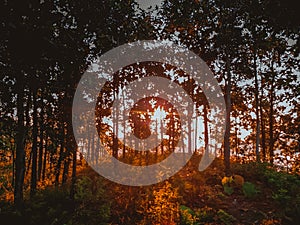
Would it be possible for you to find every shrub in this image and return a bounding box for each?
[72,176,111,225]
[272,188,291,204]
[222,176,234,195]
[217,209,236,225]
[223,185,234,195]
[179,205,198,225]
[139,181,180,225]
[195,206,215,223]
[242,182,258,198]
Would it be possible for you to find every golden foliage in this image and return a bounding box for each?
[260,219,281,225]
[221,174,245,188]
[221,176,233,186]
[138,181,180,225]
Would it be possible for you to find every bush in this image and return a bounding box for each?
[217,209,236,225]
[263,167,300,223]
[24,187,72,225]
[272,188,291,205]
[179,205,216,224]
[223,185,234,195]
[72,176,111,225]
[242,182,258,198]
[195,206,215,223]
[179,205,198,225]
[139,181,180,225]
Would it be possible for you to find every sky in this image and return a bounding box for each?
[135,0,163,12]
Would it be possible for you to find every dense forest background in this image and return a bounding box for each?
[0,0,299,224]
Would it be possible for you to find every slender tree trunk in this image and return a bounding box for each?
[38,94,44,181]
[12,140,15,187]
[259,97,266,161]
[62,157,70,184]
[55,125,65,186]
[224,56,231,175]
[235,117,238,156]
[112,81,119,159]
[25,93,32,176]
[14,76,26,209]
[114,98,119,158]
[155,119,158,159]
[160,119,164,154]
[188,103,192,154]
[42,130,48,181]
[91,131,95,163]
[87,124,90,161]
[194,114,197,151]
[70,145,77,199]
[269,62,276,165]
[204,104,209,154]
[168,117,172,151]
[122,89,126,158]
[172,116,175,151]
[26,149,32,176]
[254,49,260,162]
[95,133,100,166]
[30,88,38,197]
[25,89,31,128]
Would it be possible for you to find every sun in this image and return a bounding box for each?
[152,106,167,121]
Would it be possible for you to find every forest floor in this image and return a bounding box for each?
[1,154,300,225]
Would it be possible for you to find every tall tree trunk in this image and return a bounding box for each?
[30,88,38,197]
[112,80,119,159]
[224,56,231,175]
[155,119,158,159]
[70,144,77,199]
[42,130,48,181]
[11,140,15,187]
[91,131,95,163]
[254,48,260,162]
[235,117,239,156]
[168,117,172,151]
[55,125,65,186]
[195,113,198,151]
[188,102,192,154]
[160,119,164,154]
[203,104,209,154]
[259,97,266,161]
[65,87,76,189]
[62,157,70,184]
[25,88,31,128]
[25,93,32,176]
[269,61,276,165]
[114,98,119,158]
[87,123,90,161]
[14,76,26,209]
[122,89,126,158]
[38,94,44,181]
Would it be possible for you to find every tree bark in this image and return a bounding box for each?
[14,76,26,209]
[259,96,266,161]
[55,124,65,186]
[42,130,48,181]
[62,157,70,184]
[70,144,77,199]
[269,60,276,165]
[38,94,44,181]
[254,48,260,162]
[224,56,231,176]
[30,88,38,197]
[204,104,209,154]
